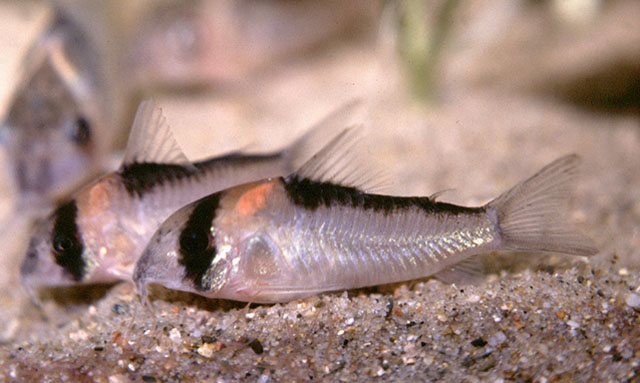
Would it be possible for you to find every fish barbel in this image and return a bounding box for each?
[134,130,597,303]
[20,100,351,292]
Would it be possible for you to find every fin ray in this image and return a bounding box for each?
[280,99,364,173]
[434,257,486,286]
[121,100,195,170]
[293,127,389,193]
[488,154,597,256]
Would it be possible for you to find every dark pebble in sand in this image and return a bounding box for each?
[201,335,216,344]
[249,339,263,354]
[471,337,487,347]
[112,303,128,315]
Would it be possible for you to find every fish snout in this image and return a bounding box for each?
[19,239,52,293]
[133,247,155,289]
[20,248,39,280]
[133,243,179,294]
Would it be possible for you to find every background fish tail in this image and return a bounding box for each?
[487,154,597,256]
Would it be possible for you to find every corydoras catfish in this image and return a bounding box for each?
[134,130,598,304]
[20,100,350,293]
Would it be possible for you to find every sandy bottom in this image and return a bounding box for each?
[0,1,638,382]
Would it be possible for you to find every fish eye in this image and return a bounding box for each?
[53,235,77,254]
[179,228,209,254]
[72,116,91,146]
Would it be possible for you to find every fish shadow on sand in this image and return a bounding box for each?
[37,283,115,306]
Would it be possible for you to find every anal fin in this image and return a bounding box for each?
[434,257,486,286]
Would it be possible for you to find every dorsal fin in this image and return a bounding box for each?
[121,100,194,170]
[429,188,455,201]
[280,99,365,173]
[294,127,390,193]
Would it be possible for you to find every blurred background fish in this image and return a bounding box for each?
[0,0,381,212]
[0,2,123,207]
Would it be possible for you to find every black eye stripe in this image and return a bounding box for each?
[51,200,85,282]
[178,194,221,291]
[180,229,210,254]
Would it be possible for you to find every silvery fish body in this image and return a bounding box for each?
[20,100,343,292]
[134,131,597,303]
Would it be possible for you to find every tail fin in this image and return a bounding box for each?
[487,155,597,256]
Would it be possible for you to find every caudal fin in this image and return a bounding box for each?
[487,155,598,256]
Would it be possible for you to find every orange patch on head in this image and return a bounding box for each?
[236,182,275,217]
[86,180,112,215]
